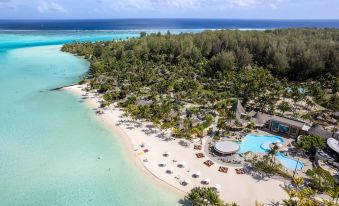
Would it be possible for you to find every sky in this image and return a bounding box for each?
[0,0,338,19]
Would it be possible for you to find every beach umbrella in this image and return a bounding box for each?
[203,178,210,184]
[165,132,171,139]
[178,161,186,168]
[213,184,221,191]
[184,178,191,184]
[159,161,167,167]
[166,167,174,174]
[193,171,201,178]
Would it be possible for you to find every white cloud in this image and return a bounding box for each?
[110,0,285,11]
[37,1,67,13]
[150,0,198,8]
[117,0,200,9]
[231,0,284,7]
[231,0,255,7]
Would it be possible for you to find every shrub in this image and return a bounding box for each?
[297,135,326,154]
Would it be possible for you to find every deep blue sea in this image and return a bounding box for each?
[0,19,338,30]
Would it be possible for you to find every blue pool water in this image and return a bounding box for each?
[238,134,284,154]
[238,134,303,170]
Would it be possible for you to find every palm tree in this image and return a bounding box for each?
[291,177,304,189]
[185,187,225,206]
[326,187,339,204]
[172,127,180,138]
[254,200,264,206]
[267,144,279,166]
[282,199,298,206]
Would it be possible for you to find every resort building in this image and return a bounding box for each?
[266,115,308,138]
[231,99,246,121]
[212,140,240,156]
[308,125,339,141]
[229,99,309,138]
[248,110,308,138]
[316,137,339,173]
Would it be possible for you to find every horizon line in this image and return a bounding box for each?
[0,18,339,21]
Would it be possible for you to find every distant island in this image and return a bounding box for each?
[62,28,338,205]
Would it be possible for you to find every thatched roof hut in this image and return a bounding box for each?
[231,99,246,120]
[252,111,267,126]
[308,125,337,140]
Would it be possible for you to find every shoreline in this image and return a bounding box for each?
[64,84,288,206]
[63,85,186,198]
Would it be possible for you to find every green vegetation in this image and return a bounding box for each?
[185,187,238,206]
[277,101,291,114]
[62,29,338,137]
[61,29,339,205]
[282,174,338,206]
[250,155,288,178]
[305,167,337,193]
[250,145,292,179]
[297,135,326,154]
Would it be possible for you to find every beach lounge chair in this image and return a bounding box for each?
[218,166,228,173]
[195,153,205,158]
[194,145,202,150]
[235,168,245,174]
[203,160,214,167]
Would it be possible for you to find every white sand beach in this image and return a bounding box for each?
[65,84,288,206]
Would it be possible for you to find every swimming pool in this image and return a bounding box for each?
[238,134,303,170]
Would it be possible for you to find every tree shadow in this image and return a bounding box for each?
[178,198,190,206]
[249,172,270,182]
[267,200,281,206]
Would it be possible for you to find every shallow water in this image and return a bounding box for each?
[0,32,182,205]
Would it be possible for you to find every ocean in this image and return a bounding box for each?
[0,19,338,30]
[0,19,338,206]
[0,31,181,206]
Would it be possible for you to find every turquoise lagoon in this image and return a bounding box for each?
[238,134,304,171]
[0,31,182,205]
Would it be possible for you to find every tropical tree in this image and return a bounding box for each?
[297,135,326,155]
[267,144,280,165]
[172,127,180,138]
[291,177,304,189]
[326,187,339,204]
[278,101,292,114]
[185,187,225,206]
[282,199,298,206]
[305,167,337,192]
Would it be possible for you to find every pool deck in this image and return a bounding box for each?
[205,129,313,176]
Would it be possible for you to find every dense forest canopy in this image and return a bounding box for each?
[62,29,339,120]
[63,28,339,81]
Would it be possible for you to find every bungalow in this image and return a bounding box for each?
[308,125,339,141]
[232,99,309,138]
[267,115,308,138]
[231,99,246,121]
[249,111,309,138]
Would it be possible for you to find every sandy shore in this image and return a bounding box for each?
[64,84,288,206]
